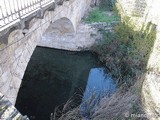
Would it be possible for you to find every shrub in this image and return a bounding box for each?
[92,19,156,89]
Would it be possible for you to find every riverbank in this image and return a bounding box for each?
[55,1,157,119]
[87,3,156,119]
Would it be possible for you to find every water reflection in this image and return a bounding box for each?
[83,68,116,101]
[81,68,116,118]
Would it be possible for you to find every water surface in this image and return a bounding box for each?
[15,47,116,120]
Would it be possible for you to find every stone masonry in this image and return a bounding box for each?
[0,0,92,106]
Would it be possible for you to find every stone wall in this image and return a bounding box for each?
[88,22,119,31]
[38,22,100,51]
[116,0,160,119]
[0,0,92,105]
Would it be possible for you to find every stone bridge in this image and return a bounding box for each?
[0,0,92,108]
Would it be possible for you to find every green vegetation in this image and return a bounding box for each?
[84,0,119,23]
[92,17,156,89]
[85,8,120,23]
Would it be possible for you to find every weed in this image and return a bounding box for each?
[84,8,120,23]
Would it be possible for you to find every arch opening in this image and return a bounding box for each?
[46,17,75,35]
[38,17,76,50]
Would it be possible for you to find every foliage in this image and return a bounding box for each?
[85,8,120,23]
[92,19,156,89]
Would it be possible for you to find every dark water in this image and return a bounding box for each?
[15,47,116,120]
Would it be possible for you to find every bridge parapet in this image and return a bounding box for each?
[0,0,74,46]
[0,0,55,31]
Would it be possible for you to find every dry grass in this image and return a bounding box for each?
[53,89,84,120]
[91,75,145,120]
[53,98,81,120]
[56,106,81,120]
[52,75,146,120]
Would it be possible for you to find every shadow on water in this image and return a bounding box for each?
[15,47,117,120]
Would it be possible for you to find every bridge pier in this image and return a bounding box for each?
[0,0,92,107]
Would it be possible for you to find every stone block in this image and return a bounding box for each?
[0,66,2,77]
[0,77,11,95]
[10,58,20,74]
[13,66,24,80]
[0,71,12,88]
[12,76,22,89]
[17,55,28,73]
[21,48,31,63]
[14,46,23,59]
[5,86,18,99]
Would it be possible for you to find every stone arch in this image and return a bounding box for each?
[38,17,75,50]
[0,0,92,105]
[46,17,75,34]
